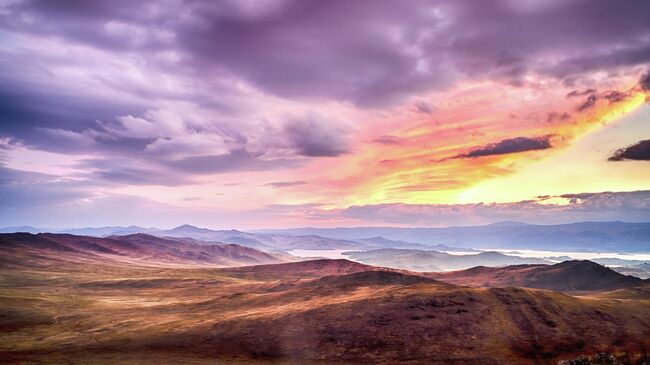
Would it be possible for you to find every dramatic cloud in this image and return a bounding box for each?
[457,136,552,158]
[608,140,650,161]
[0,1,649,227]
[2,0,650,106]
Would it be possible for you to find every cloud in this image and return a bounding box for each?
[566,89,596,98]
[414,100,435,114]
[162,149,303,174]
[576,94,598,111]
[602,91,628,104]
[3,0,650,107]
[608,140,650,161]
[0,0,649,220]
[641,71,650,91]
[457,136,552,158]
[143,134,229,158]
[0,166,97,208]
[263,181,308,188]
[559,193,599,200]
[546,112,571,123]
[372,135,403,145]
[1,1,648,159]
[283,114,351,157]
[74,157,192,186]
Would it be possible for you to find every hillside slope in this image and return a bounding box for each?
[0,232,285,267]
[429,260,648,292]
[1,257,648,364]
[344,248,549,271]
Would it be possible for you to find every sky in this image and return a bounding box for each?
[1,0,650,229]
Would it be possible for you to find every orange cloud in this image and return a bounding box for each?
[298,76,649,208]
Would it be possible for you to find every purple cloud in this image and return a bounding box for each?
[608,140,650,161]
[457,136,552,159]
[283,115,351,157]
[566,89,596,98]
[0,0,648,204]
[603,91,629,104]
[576,94,598,112]
[414,101,435,114]
[373,135,403,145]
[2,0,649,157]
[2,0,650,108]
[641,72,650,91]
[263,181,308,188]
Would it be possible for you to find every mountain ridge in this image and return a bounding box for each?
[0,232,286,268]
[428,260,648,292]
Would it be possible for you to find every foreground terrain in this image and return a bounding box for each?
[1,233,649,364]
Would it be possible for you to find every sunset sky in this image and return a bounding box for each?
[1,0,650,229]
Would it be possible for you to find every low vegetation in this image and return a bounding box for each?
[1,233,649,364]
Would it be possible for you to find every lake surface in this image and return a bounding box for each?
[288,248,650,262]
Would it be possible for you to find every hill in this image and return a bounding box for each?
[218,258,378,280]
[429,260,648,292]
[344,248,549,271]
[0,232,285,268]
[1,254,648,364]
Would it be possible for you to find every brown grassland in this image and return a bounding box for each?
[1,233,649,364]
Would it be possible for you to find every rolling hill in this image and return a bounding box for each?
[344,248,550,271]
[1,252,649,364]
[428,260,648,292]
[0,232,285,268]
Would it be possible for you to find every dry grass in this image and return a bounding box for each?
[1,257,649,364]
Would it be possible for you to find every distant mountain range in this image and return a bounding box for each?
[3,220,650,254]
[0,225,367,251]
[0,224,483,252]
[254,221,650,252]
